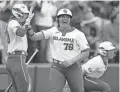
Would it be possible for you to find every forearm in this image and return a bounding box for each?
[16,25,30,37]
[27,29,44,41]
[18,6,35,37]
[81,17,97,25]
[91,37,100,43]
[71,49,89,64]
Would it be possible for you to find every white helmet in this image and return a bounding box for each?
[12,3,29,18]
[57,8,72,18]
[98,41,116,56]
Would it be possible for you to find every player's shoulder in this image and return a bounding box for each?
[47,26,59,33]
[9,19,18,24]
[88,55,102,63]
[51,26,58,31]
[73,28,85,37]
[46,26,56,31]
[8,19,19,27]
[74,28,85,35]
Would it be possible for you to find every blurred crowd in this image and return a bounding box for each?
[0,0,119,64]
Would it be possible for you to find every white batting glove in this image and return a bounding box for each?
[24,6,34,26]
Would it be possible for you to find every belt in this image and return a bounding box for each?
[8,51,27,56]
[53,59,63,64]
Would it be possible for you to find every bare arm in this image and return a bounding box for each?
[62,49,90,67]
[16,6,35,37]
[103,25,119,49]
[71,49,89,64]
[16,25,31,37]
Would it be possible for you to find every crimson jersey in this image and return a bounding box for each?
[42,26,89,61]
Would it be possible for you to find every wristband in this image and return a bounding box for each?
[26,25,32,31]
[27,30,34,36]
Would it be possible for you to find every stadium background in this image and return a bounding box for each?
[0,0,119,92]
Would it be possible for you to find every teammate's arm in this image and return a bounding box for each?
[27,30,45,41]
[27,26,53,41]
[16,6,34,37]
[16,25,31,37]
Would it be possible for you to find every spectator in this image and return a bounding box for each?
[0,0,9,64]
[88,1,113,18]
[0,20,8,64]
[34,1,57,63]
[68,1,85,30]
[81,1,119,62]
[101,7,119,63]
[0,0,15,22]
[80,4,111,58]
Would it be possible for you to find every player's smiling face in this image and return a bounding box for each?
[58,15,71,24]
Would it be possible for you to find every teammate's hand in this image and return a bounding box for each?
[25,6,34,26]
[28,6,34,19]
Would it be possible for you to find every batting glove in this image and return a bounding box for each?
[24,6,34,26]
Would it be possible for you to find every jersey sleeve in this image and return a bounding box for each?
[8,20,20,33]
[82,59,97,74]
[42,27,55,39]
[76,31,90,51]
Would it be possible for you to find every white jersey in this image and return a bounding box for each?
[42,27,89,61]
[7,20,28,53]
[82,55,108,78]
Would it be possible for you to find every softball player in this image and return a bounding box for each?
[82,41,116,92]
[28,8,90,92]
[5,2,34,92]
